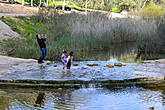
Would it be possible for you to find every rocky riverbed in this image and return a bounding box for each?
[0,55,165,81]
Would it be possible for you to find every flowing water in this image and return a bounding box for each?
[1,43,165,110]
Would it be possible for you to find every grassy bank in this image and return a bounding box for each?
[1,8,165,61]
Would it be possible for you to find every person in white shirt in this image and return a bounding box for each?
[66,51,73,72]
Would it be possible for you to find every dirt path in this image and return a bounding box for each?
[0,2,38,14]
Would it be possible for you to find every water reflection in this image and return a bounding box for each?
[35,92,45,108]
[81,43,137,61]
[1,87,165,110]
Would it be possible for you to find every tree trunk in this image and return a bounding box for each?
[101,0,104,7]
[40,0,41,6]
[53,0,55,7]
[22,0,24,6]
[31,0,33,7]
[46,0,48,6]
[85,0,88,13]
[63,0,66,10]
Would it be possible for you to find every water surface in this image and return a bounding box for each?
[0,87,165,110]
[0,43,165,110]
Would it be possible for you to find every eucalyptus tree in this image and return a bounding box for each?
[40,0,42,6]
[85,0,88,13]
[31,0,33,6]
[63,0,66,10]
[22,0,24,5]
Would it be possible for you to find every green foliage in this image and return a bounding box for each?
[141,2,164,19]
[112,7,120,13]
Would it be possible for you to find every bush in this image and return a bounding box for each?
[141,2,164,19]
[111,7,120,13]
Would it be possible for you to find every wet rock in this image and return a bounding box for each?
[93,64,98,66]
[38,64,43,67]
[87,64,93,66]
[87,64,98,66]
[106,64,114,68]
[58,88,62,90]
[11,27,17,31]
[46,62,51,65]
[73,64,78,66]
[114,63,123,67]
[149,107,154,110]
[53,65,57,67]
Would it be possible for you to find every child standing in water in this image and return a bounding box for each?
[66,51,73,72]
[61,50,67,72]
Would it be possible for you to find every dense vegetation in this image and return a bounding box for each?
[0,4,165,61]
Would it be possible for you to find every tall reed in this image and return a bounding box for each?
[70,12,159,49]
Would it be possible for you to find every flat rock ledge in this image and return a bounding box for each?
[0,77,165,89]
[0,55,37,74]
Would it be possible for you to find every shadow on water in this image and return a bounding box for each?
[35,92,45,108]
[80,43,138,61]
[81,42,165,62]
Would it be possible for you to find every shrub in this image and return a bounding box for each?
[141,2,164,19]
[111,7,121,13]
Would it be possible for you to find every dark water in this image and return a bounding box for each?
[80,43,138,61]
[0,87,165,110]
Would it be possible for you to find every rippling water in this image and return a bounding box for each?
[0,87,165,110]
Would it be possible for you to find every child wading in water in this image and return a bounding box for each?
[61,50,67,72]
[66,51,73,72]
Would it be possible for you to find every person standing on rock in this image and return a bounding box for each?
[36,33,47,64]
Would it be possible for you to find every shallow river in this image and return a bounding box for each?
[1,43,165,110]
